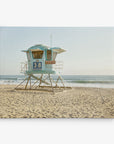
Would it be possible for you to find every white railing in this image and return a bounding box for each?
[20,61,28,74]
[53,61,63,74]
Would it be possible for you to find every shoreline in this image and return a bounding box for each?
[0,83,114,89]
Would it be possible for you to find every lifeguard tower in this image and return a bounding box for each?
[16,44,70,93]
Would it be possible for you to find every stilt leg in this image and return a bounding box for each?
[31,74,49,85]
[15,77,28,89]
[38,74,43,87]
[25,76,31,89]
[30,77,31,89]
[35,74,43,89]
[49,74,54,93]
[55,76,60,87]
[31,80,39,88]
[59,75,65,88]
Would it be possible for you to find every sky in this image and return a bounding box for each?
[0,27,114,75]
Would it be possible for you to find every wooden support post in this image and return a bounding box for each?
[15,77,28,89]
[31,80,39,88]
[25,76,31,89]
[49,74,54,93]
[59,75,65,88]
[35,74,43,89]
[31,74,50,85]
[30,77,31,89]
[38,74,43,87]
[55,76,60,87]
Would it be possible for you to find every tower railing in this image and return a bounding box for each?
[20,61,28,74]
[53,61,64,74]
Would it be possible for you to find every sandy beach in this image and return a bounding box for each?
[0,84,114,118]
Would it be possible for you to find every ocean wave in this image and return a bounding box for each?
[68,80,114,84]
[0,77,18,80]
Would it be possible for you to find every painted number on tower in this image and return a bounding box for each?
[33,62,42,70]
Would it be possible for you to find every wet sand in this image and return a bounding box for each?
[0,85,114,118]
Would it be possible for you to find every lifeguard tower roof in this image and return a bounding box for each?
[22,44,66,53]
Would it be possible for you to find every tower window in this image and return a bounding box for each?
[47,50,52,60]
[32,51,44,59]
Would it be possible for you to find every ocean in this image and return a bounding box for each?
[0,75,114,88]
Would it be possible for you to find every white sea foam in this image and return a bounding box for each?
[0,75,114,88]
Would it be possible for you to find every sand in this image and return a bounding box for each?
[0,84,114,118]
